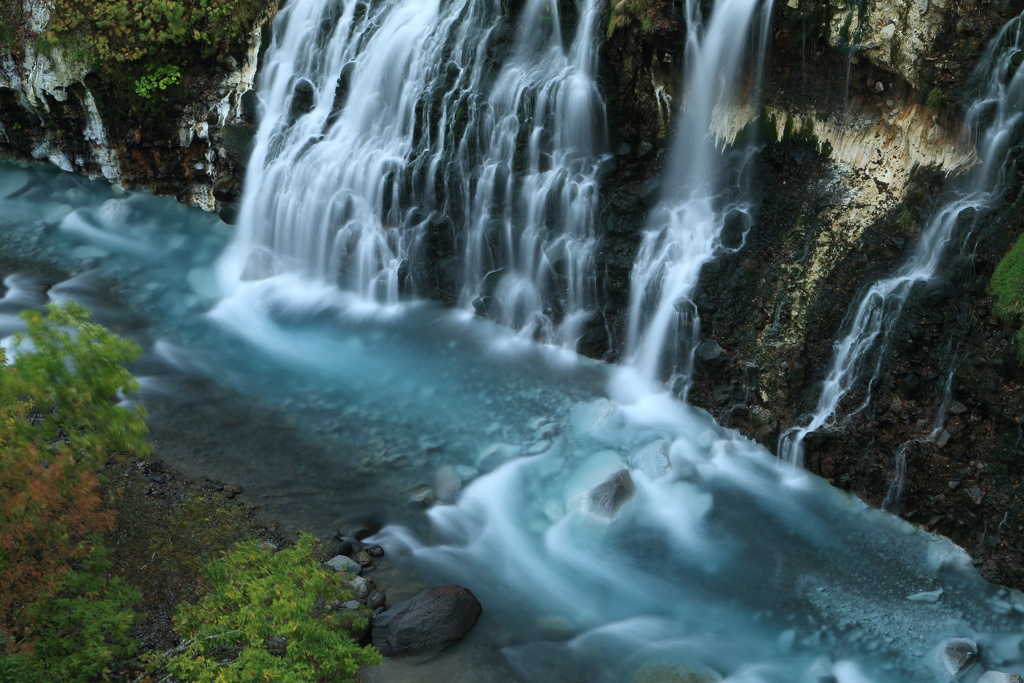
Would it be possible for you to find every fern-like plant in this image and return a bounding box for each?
[163,533,381,682]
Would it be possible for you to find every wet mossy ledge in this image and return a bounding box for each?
[0,0,276,213]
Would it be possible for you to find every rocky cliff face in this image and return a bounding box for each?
[596,0,1024,588]
[0,0,273,216]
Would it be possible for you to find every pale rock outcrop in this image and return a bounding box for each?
[829,0,948,89]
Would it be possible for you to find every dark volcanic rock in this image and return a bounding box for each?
[371,584,482,657]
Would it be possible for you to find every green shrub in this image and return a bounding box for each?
[0,303,147,679]
[8,548,139,683]
[163,533,381,682]
[990,232,1024,357]
[134,63,181,98]
[987,232,1024,358]
[36,0,268,101]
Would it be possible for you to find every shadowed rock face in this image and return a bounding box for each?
[371,584,482,657]
[0,0,274,215]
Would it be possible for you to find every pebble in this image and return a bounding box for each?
[408,487,435,508]
[454,464,479,482]
[366,590,386,610]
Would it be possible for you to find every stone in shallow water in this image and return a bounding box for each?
[908,588,944,603]
[454,464,479,483]
[408,487,435,508]
[978,672,1024,683]
[371,585,482,657]
[629,662,723,683]
[630,440,671,479]
[344,574,371,599]
[476,442,519,472]
[434,465,462,503]
[586,469,636,519]
[939,638,977,677]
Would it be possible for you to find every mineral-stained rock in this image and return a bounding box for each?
[371,585,482,657]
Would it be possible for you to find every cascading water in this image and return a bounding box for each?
[219,0,501,303]
[458,0,607,346]
[779,14,1024,467]
[625,0,771,392]
[219,0,607,348]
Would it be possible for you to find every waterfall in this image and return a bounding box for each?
[779,13,1024,467]
[219,0,499,302]
[219,0,607,348]
[459,0,607,347]
[625,0,772,392]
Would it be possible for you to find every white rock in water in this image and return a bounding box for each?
[908,589,943,603]
[978,673,1024,683]
[630,440,672,479]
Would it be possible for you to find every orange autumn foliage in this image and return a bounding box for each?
[0,303,149,649]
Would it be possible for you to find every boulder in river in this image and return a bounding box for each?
[937,637,977,678]
[586,469,636,519]
[371,585,482,657]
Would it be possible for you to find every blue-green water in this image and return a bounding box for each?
[3,160,1024,683]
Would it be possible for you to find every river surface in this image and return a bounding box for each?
[3,159,1024,682]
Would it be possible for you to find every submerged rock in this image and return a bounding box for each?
[630,662,723,683]
[371,585,482,657]
[907,588,944,603]
[938,638,978,678]
[978,672,1024,683]
[434,465,462,503]
[630,440,672,479]
[586,469,636,519]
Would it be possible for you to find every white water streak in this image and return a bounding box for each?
[626,0,771,391]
